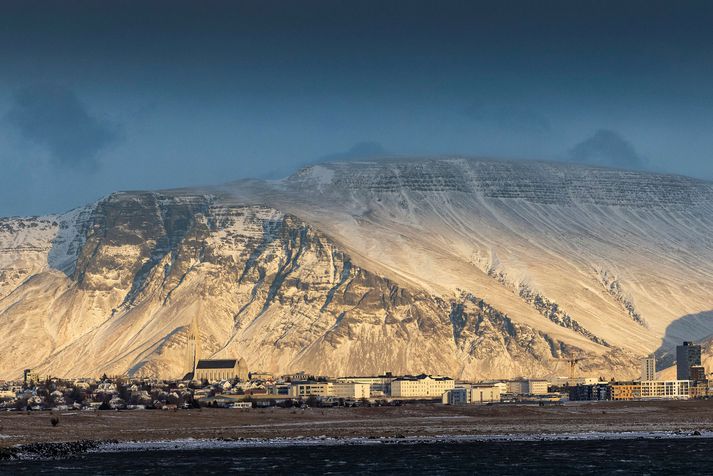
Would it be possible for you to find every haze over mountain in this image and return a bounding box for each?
[1,158,711,381]
[3,1,713,218]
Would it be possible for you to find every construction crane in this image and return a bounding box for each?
[551,357,589,380]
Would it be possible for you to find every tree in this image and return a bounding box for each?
[14,398,28,411]
[67,386,85,405]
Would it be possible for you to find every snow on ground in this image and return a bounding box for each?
[89,430,713,453]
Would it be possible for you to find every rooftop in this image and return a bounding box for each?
[196,359,238,369]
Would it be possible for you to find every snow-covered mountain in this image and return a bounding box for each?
[1,158,712,380]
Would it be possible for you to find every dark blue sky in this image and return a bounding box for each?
[1,0,712,216]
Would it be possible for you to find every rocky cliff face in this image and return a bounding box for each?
[2,158,712,380]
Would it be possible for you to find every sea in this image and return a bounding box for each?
[3,437,713,475]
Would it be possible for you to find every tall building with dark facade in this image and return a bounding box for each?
[676,342,702,380]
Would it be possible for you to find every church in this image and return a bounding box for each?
[183,316,248,382]
[194,358,249,382]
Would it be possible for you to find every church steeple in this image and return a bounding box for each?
[186,315,201,379]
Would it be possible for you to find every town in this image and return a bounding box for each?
[0,342,708,412]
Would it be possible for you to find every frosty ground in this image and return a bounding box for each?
[1,400,712,449]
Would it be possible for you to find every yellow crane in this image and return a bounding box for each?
[552,357,589,380]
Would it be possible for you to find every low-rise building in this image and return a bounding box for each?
[267,383,290,396]
[568,383,611,401]
[469,384,501,404]
[690,381,710,399]
[550,376,601,387]
[640,380,691,400]
[610,382,641,400]
[229,402,253,409]
[390,375,455,398]
[527,380,549,395]
[332,382,370,399]
[336,374,395,396]
[0,390,16,399]
[248,372,274,381]
[506,379,548,395]
[506,379,528,395]
[690,366,706,382]
[484,381,509,394]
[442,383,500,405]
[289,381,333,398]
[442,387,470,405]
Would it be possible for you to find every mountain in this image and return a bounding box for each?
[1,158,712,381]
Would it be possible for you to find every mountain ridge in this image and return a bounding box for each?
[1,158,712,380]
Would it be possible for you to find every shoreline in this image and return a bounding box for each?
[2,430,712,461]
[3,400,713,459]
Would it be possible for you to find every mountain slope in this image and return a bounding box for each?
[1,158,712,380]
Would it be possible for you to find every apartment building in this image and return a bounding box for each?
[288,381,333,398]
[391,374,455,398]
[332,382,371,399]
[640,380,691,400]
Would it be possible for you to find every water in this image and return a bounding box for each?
[3,438,713,475]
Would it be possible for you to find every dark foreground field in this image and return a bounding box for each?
[1,400,712,447]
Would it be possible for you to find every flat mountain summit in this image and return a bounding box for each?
[2,158,712,380]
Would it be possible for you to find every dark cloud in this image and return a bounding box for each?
[568,129,646,169]
[316,141,389,163]
[5,84,118,169]
[464,104,551,134]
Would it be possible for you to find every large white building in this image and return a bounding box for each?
[336,374,395,396]
[390,374,455,398]
[288,381,371,399]
[640,380,691,399]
